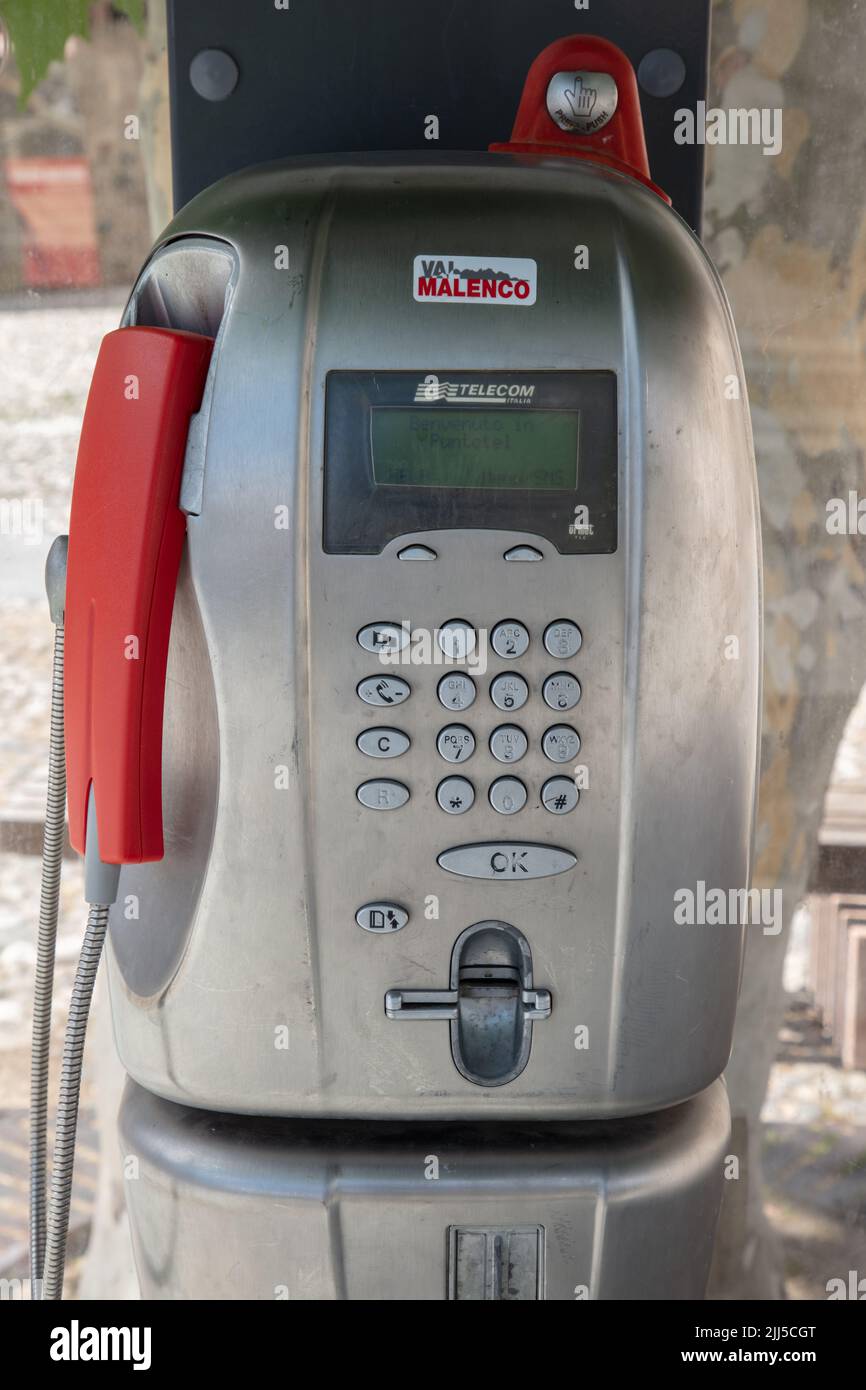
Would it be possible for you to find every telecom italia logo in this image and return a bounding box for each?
[414,375,536,405]
[414,254,537,305]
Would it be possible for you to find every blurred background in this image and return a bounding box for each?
[0,0,864,1300]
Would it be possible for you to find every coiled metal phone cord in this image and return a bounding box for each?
[30,537,67,1297]
[31,536,114,1300]
[29,619,65,1292]
[41,903,109,1300]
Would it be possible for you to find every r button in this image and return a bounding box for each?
[357,780,410,810]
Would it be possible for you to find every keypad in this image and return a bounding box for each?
[356,618,582,817]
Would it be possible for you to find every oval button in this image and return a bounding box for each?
[398,545,437,561]
[357,623,409,654]
[356,728,410,759]
[357,675,411,706]
[503,545,543,562]
[356,902,409,933]
[437,843,577,880]
[357,780,410,810]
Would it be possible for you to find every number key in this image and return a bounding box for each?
[491,620,530,659]
[490,672,529,711]
[437,725,476,763]
[543,620,582,659]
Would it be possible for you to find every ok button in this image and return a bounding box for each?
[437,842,577,879]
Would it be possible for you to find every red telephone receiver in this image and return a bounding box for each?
[65,326,213,864]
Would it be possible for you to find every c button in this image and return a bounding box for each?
[356,728,411,759]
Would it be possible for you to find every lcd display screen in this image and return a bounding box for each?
[370,408,580,490]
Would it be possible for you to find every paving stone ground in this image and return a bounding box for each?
[763,997,866,1298]
[0,1106,97,1290]
[0,294,864,1300]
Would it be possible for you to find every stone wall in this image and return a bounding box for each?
[0,10,151,294]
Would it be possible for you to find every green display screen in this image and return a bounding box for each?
[370,408,579,490]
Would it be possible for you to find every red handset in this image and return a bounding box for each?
[65,326,214,864]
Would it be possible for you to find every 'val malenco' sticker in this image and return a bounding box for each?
[413,254,537,306]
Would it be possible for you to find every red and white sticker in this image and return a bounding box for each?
[413,254,537,306]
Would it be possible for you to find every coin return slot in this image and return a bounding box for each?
[457,962,524,1087]
[385,921,550,1086]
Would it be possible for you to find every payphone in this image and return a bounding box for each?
[34,34,761,1299]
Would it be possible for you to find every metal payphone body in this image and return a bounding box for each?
[44,34,762,1301]
[119,1076,731,1301]
[103,148,760,1121]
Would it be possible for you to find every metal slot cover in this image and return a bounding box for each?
[385,921,551,1086]
[448,1225,546,1301]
